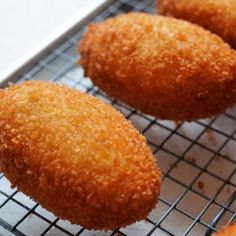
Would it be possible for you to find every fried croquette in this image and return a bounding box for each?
[79,13,236,121]
[0,81,162,230]
[157,0,236,49]
[214,223,236,236]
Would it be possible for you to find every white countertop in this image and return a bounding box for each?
[0,0,108,83]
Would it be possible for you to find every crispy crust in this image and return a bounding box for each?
[214,223,236,236]
[79,13,236,121]
[0,81,161,230]
[157,0,236,49]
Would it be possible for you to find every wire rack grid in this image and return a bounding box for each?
[0,0,236,235]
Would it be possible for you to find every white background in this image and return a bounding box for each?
[0,0,107,82]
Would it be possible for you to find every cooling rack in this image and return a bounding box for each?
[0,0,235,235]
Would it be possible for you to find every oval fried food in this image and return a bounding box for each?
[0,81,161,230]
[157,0,236,49]
[79,13,236,121]
[214,224,236,236]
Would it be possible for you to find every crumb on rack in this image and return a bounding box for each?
[177,125,186,136]
[169,162,178,169]
[198,180,204,190]
[206,128,217,146]
[186,156,196,165]
[224,154,232,160]
[175,121,182,127]
[171,143,179,149]
[226,185,231,194]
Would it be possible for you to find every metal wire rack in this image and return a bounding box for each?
[0,0,236,235]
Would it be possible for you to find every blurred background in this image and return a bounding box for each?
[0,0,108,83]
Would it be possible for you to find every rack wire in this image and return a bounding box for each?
[0,0,235,235]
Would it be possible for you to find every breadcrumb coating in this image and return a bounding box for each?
[214,223,236,236]
[0,81,161,230]
[157,0,236,49]
[79,13,236,121]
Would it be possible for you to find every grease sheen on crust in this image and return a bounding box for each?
[0,81,161,230]
[157,0,236,49]
[79,13,236,121]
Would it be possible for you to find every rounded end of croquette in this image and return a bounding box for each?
[79,12,236,121]
[0,80,162,230]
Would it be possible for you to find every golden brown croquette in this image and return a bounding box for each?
[157,0,236,49]
[0,81,161,230]
[214,223,236,236]
[79,13,236,121]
